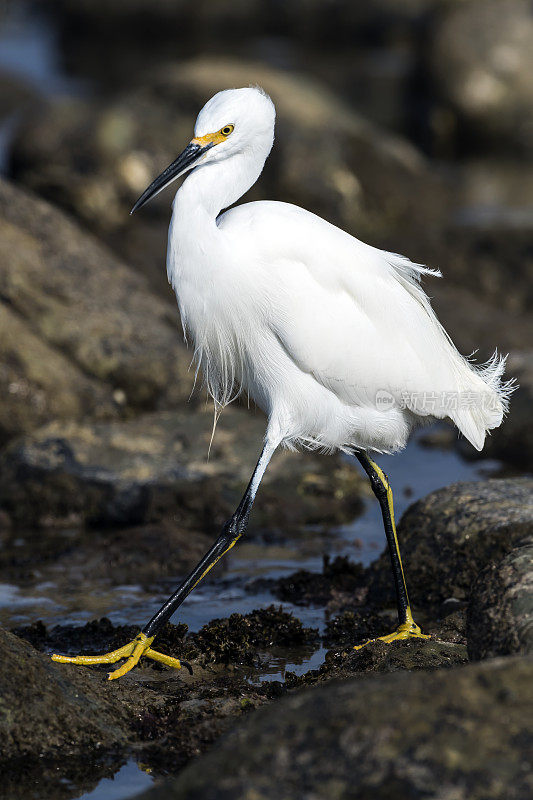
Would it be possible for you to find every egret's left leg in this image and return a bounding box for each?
[52,440,277,679]
[353,452,429,649]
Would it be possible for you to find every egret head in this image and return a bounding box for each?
[131,87,275,214]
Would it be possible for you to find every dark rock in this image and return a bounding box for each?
[468,537,533,660]
[0,625,143,761]
[0,407,366,528]
[369,478,533,611]
[474,351,533,470]
[137,655,533,800]
[430,0,533,154]
[322,608,391,647]
[429,285,533,360]
[273,555,367,607]
[321,637,468,678]
[0,71,36,120]
[191,606,319,667]
[0,618,278,791]
[0,177,193,440]
[0,521,214,589]
[16,607,318,672]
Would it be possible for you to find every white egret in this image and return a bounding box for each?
[53,87,513,679]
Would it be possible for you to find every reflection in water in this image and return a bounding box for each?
[77,761,154,800]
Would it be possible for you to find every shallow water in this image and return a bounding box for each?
[2,426,497,800]
[77,762,155,800]
[1,426,503,656]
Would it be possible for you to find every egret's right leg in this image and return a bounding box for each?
[52,440,277,679]
[353,451,429,649]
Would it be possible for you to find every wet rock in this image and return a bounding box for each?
[0,625,142,761]
[0,520,214,591]
[272,555,366,607]
[468,537,533,660]
[321,637,467,680]
[190,606,318,667]
[0,618,277,792]
[15,606,318,672]
[369,478,533,612]
[0,406,366,528]
[10,58,447,297]
[138,655,533,800]
[14,618,197,670]
[430,0,533,154]
[0,177,192,433]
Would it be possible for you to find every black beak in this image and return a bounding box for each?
[130,141,213,214]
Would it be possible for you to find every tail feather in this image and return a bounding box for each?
[449,351,517,451]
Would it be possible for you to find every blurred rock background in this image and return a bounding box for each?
[0,3,532,798]
[1,0,532,478]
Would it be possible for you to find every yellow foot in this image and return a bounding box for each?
[51,631,184,680]
[353,619,430,650]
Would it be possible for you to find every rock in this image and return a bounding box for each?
[0,518,214,590]
[0,177,193,431]
[440,219,533,316]
[189,606,319,667]
[0,625,138,762]
[0,71,36,120]
[15,606,318,671]
[321,637,468,679]
[10,57,447,297]
[429,286,533,360]
[272,555,367,607]
[137,655,533,800]
[472,351,533,470]
[0,617,277,786]
[0,406,366,528]
[430,0,533,154]
[468,537,533,660]
[369,479,533,612]
[0,303,112,446]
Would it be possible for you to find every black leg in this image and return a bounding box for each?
[52,440,277,678]
[143,441,273,637]
[354,451,428,647]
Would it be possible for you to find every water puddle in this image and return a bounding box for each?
[76,762,154,800]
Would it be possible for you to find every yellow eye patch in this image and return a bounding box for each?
[192,124,235,147]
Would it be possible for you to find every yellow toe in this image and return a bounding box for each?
[51,631,184,681]
[145,647,182,669]
[353,619,430,650]
[51,640,135,665]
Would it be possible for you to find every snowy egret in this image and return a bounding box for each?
[53,87,513,679]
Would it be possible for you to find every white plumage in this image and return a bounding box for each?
[165,87,512,456]
[50,85,515,678]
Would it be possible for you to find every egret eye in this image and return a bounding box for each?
[221,124,234,137]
